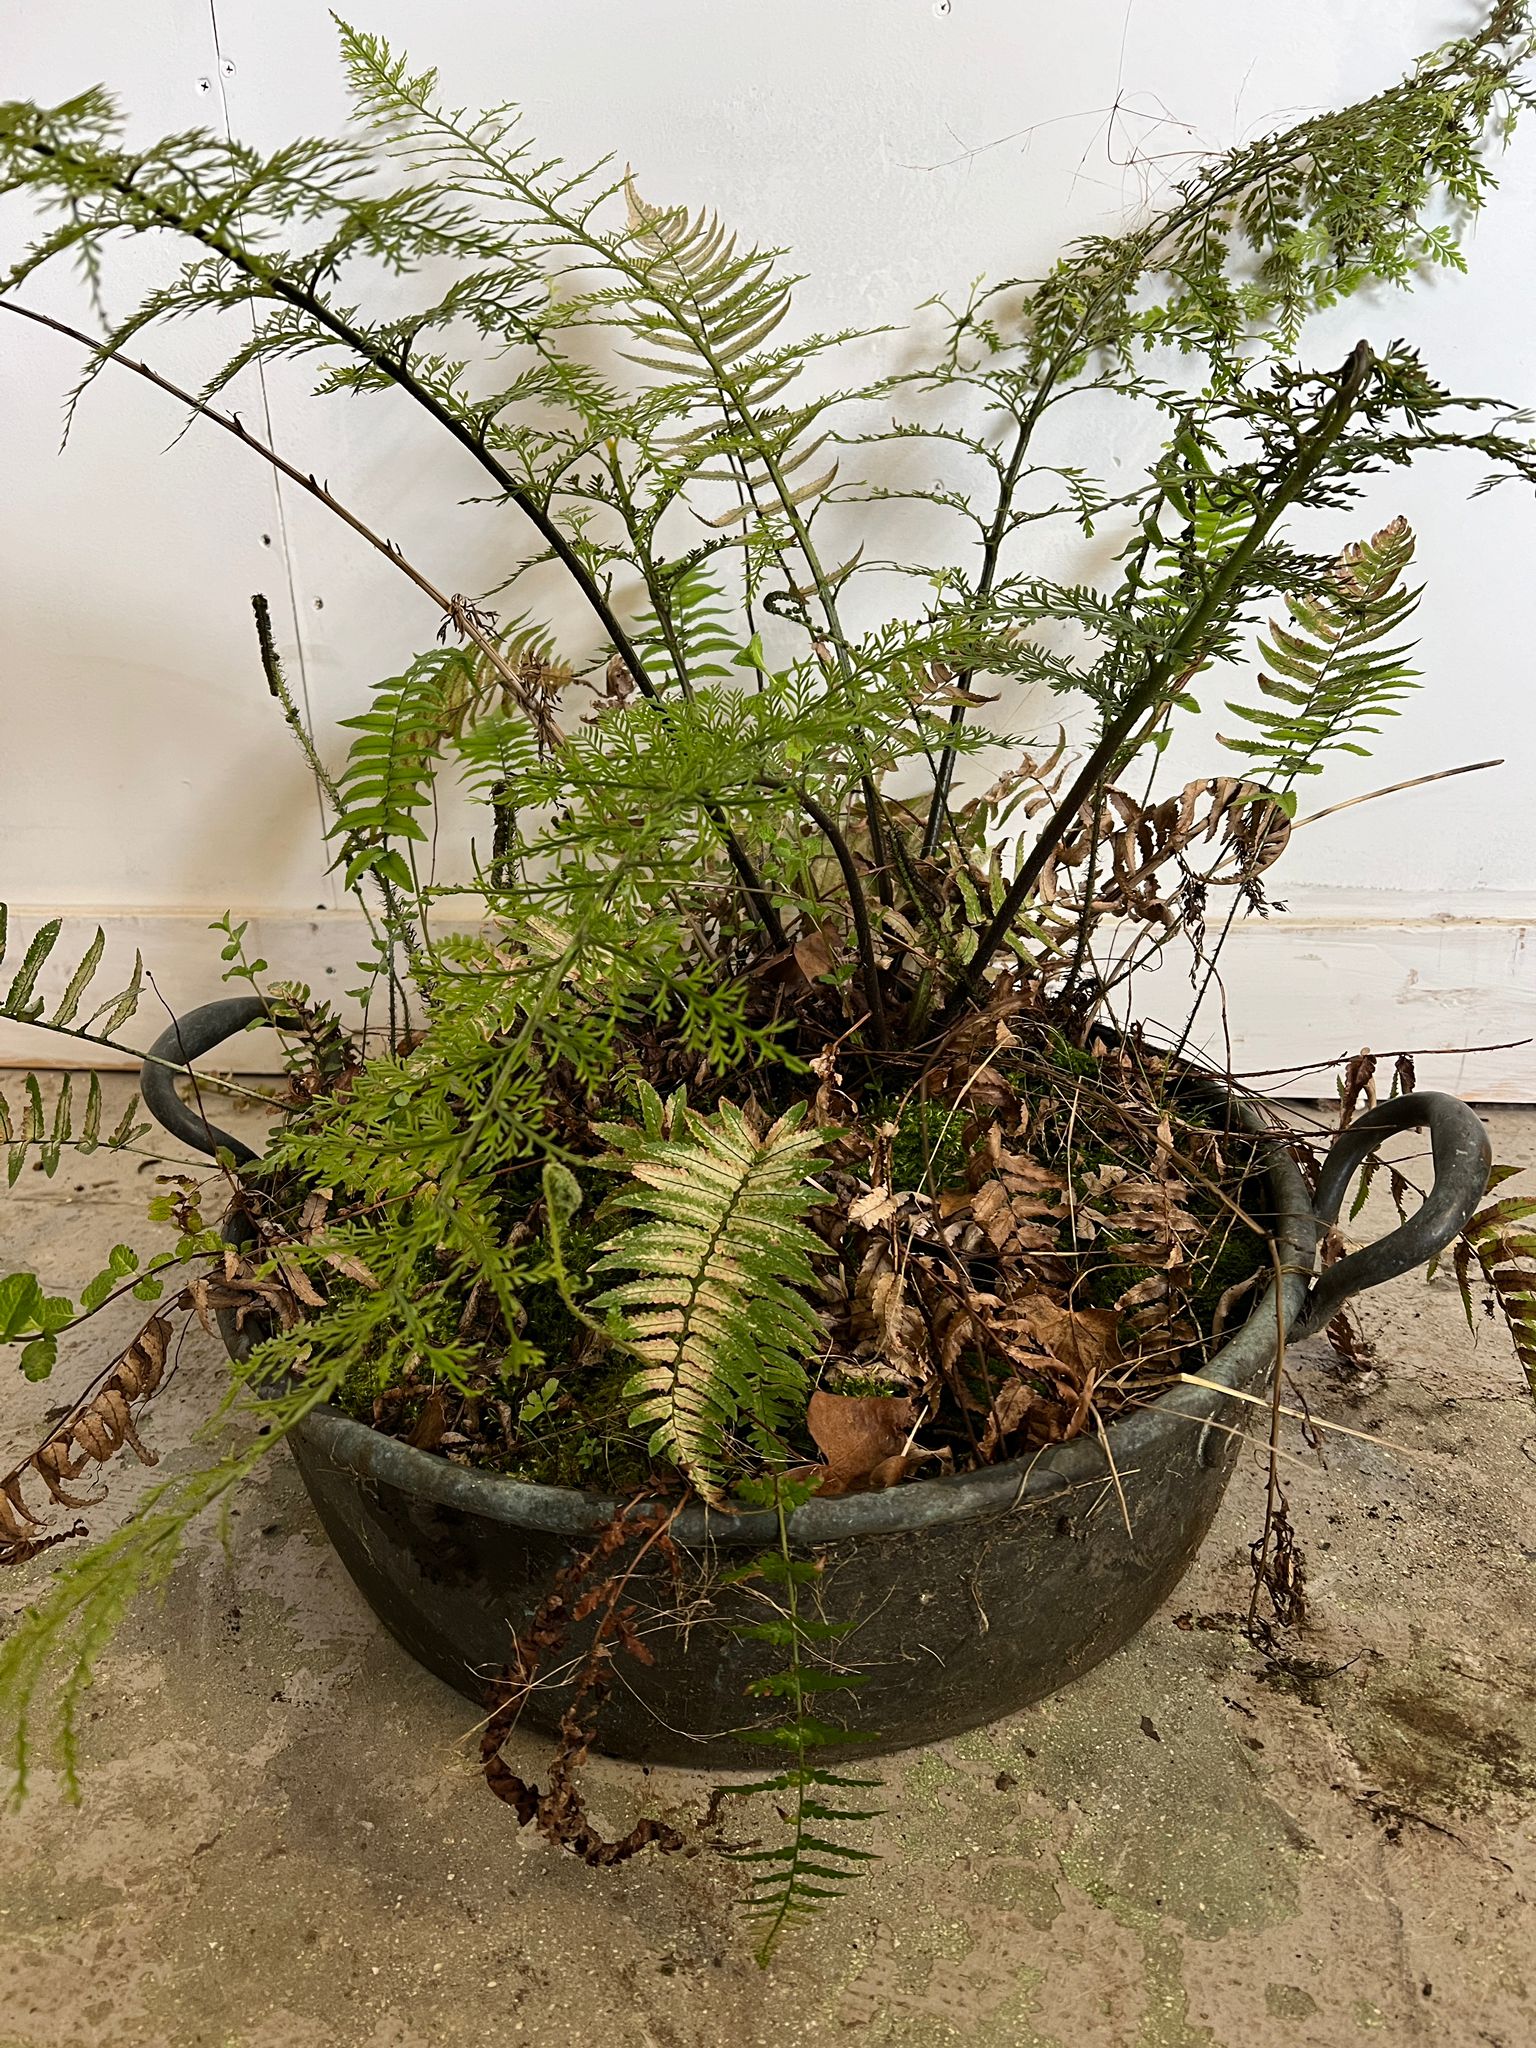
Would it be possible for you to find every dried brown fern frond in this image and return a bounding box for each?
[1454,1165,1536,1400]
[1036,776,1291,927]
[0,1314,173,1563]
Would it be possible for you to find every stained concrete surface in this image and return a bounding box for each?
[0,1077,1533,2048]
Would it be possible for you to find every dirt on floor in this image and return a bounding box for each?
[0,1076,1532,2048]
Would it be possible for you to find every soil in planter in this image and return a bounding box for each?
[327,1016,1274,1500]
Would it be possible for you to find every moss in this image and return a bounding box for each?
[1187,1214,1269,1329]
[515,1211,602,1362]
[1037,1025,1101,1079]
[828,1365,906,1397]
[868,1090,971,1195]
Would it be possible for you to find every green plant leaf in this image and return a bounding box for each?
[19,1336,56,1382]
[0,1273,45,1341]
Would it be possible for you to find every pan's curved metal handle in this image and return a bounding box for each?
[140,996,270,1167]
[1292,1091,1491,1340]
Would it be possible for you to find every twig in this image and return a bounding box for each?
[0,297,558,744]
[1292,757,1502,829]
[1175,1374,1421,1455]
[2,286,785,952]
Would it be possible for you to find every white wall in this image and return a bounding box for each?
[2,1,1533,1092]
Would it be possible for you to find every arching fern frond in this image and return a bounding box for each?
[0,1074,147,1188]
[453,711,543,800]
[1455,1164,1536,1403]
[718,1471,881,1966]
[621,179,797,400]
[0,909,143,1040]
[591,1099,828,1502]
[1219,516,1421,798]
[620,177,846,533]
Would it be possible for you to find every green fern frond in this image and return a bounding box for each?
[0,909,143,1042]
[1454,1165,1536,1402]
[720,1475,881,1964]
[590,1103,828,1501]
[453,712,542,798]
[329,646,479,890]
[0,1072,147,1187]
[732,1780,879,1957]
[632,568,743,690]
[1220,516,1421,792]
[622,177,797,399]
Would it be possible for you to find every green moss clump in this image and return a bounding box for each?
[887,1094,970,1195]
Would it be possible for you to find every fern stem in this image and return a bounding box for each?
[910,0,1510,865]
[915,127,1309,862]
[786,787,890,1052]
[920,377,1060,859]
[7,152,786,952]
[5,1016,274,1109]
[931,340,1376,1036]
[0,298,558,742]
[250,594,347,813]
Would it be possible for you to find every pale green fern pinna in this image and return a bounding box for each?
[592,1096,829,1503]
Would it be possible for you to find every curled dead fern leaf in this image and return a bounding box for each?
[0,1313,173,1565]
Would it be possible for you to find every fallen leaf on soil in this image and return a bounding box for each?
[1009,1296,1123,1377]
[321,1249,380,1289]
[847,1183,901,1230]
[793,928,835,982]
[808,1388,925,1496]
[408,1389,449,1450]
[979,1377,1037,1456]
[1114,1272,1169,1314]
[275,1253,327,1310]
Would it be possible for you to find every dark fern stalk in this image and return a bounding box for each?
[932,340,1377,1034]
[0,300,523,676]
[724,1472,881,1966]
[251,592,423,1033]
[2,140,785,950]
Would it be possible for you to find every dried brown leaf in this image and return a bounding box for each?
[979,1377,1037,1457]
[35,1439,98,1509]
[793,928,835,982]
[275,1253,327,1310]
[1008,1296,1123,1378]
[408,1389,449,1451]
[322,1249,380,1289]
[808,1389,920,1496]
[847,1184,901,1231]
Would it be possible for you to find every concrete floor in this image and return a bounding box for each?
[0,1076,1533,2048]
